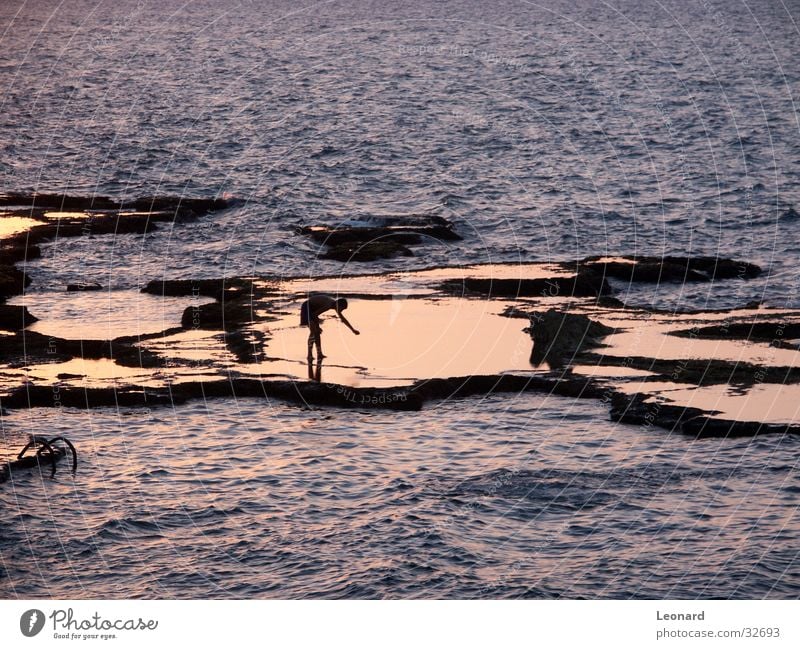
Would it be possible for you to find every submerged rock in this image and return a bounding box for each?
[0,329,161,367]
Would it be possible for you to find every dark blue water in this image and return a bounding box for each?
[1,0,799,598]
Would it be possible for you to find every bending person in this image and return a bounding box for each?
[300,295,359,360]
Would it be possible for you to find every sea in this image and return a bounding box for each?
[0,0,798,598]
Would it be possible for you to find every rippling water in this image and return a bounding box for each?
[1,0,799,598]
[2,396,799,598]
[3,0,800,300]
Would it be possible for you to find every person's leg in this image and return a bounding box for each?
[307,327,315,360]
[312,319,325,358]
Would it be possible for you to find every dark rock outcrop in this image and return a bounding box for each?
[580,256,761,283]
[0,329,162,367]
[0,192,232,215]
[441,269,610,299]
[0,305,37,330]
[181,298,255,330]
[609,392,713,431]
[526,310,614,366]
[672,321,800,345]
[298,213,460,245]
[0,378,422,412]
[609,392,800,438]
[411,373,605,402]
[298,213,460,262]
[0,265,29,301]
[581,352,800,386]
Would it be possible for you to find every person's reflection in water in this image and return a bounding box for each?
[307,356,323,382]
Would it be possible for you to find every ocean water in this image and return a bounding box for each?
[2,397,799,598]
[1,0,799,598]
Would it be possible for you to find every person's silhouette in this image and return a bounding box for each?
[307,356,323,382]
[299,295,359,361]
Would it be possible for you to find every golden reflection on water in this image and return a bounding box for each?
[245,297,534,386]
[0,215,42,238]
[602,324,800,367]
[619,380,800,425]
[11,290,211,339]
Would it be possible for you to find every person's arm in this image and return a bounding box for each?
[338,312,360,335]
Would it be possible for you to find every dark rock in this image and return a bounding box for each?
[67,282,103,292]
[297,213,460,263]
[1,378,422,412]
[526,310,614,366]
[581,352,800,386]
[0,193,233,215]
[112,344,165,368]
[129,196,231,214]
[181,298,255,330]
[0,305,37,329]
[609,392,710,431]
[0,264,30,301]
[672,321,800,344]
[780,207,800,221]
[581,256,761,283]
[410,373,604,402]
[0,192,120,210]
[0,329,162,367]
[596,295,626,309]
[440,269,610,299]
[681,416,800,438]
[321,240,414,262]
[301,226,424,246]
